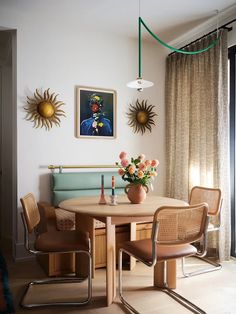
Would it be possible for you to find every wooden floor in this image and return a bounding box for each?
[5,251,236,314]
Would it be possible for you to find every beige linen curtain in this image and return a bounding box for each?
[165,30,230,260]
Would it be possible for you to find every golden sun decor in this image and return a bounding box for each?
[24,88,66,130]
[126,99,157,134]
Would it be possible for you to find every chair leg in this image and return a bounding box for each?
[181,254,222,278]
[119,249,139,314]
[21,250,92,308]
[182,229,222,277]
[119,250,206,314]
[161,286,206,314]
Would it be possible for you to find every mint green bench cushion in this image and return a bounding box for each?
[52,171,126,206]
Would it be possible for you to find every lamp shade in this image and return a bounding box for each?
[127,78,154,91]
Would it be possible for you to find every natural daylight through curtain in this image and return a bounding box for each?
[165,29,230,260]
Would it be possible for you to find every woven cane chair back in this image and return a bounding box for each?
[189,186,222,216]
[20,193,40,233]
[152,203,209,245]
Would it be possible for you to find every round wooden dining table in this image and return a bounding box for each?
[59,194,188,306]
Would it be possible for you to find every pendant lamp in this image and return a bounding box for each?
[127,4,220,92]
[127,78,153,92]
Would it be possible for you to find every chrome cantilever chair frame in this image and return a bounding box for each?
[119,204,209,314]
[182,186,222,277]
[20,207,92,308]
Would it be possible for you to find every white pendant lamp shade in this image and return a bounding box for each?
[126,78,154,91]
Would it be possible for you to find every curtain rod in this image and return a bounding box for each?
[48,164,118,171]
[168,18,236,56]
[48,165,118,169]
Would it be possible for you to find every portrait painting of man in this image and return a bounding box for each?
[76,86,116,138]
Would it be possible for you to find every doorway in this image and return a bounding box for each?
[0,29,17,256]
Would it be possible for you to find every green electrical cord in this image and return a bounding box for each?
[137,17,221,81]
[139,17,220,55]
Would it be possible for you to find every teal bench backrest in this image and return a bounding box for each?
[51,171,126,207]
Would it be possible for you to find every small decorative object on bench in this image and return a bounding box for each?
[116,151,159,204]
[55,208,75,230]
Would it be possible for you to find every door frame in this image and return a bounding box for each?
[0,29,17,256]
[229,44,236,257]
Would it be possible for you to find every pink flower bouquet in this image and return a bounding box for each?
[116,151,159,186]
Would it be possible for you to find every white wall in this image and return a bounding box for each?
[0,0,167,258]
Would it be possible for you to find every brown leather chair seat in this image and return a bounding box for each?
[35,230,90,252]
[122,238,197,263]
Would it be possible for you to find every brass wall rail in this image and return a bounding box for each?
[48,164,118,172]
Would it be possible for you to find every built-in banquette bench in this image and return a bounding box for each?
[38,169,152,276]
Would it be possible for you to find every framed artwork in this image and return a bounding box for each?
[76,86,116,139]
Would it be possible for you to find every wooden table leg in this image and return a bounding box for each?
[129,222,136,270]
[75,213,95,278]
[166,260,177,288]
[154,260,176,289]
[106,217,116,306]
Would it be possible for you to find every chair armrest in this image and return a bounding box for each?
[37,201,57,233]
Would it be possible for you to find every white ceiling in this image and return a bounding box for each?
[72,0,236,41]
[0,0,236,44]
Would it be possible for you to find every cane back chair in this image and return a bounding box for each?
[119,203,209,314]
[182,186,222,277]
[20,193,92,308]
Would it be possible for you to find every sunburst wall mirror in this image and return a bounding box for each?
[24,88,66,130]
[126,99,157,134]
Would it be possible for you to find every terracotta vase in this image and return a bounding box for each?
[124,183,149,204]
